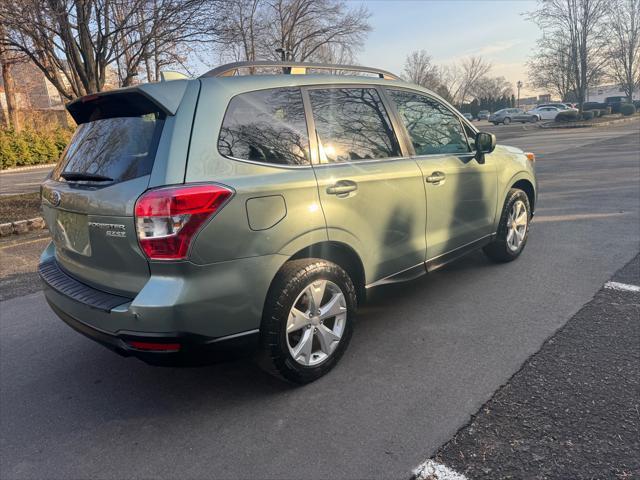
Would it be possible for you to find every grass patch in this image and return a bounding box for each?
[0,192,42,223]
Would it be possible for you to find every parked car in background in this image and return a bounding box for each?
[477,110,490,120]
[605,96,627,113]
[38,61,537,384]
[489,108,538,125]
[527,106,562,121]
[463,112,474,121]
[537,103,576,111]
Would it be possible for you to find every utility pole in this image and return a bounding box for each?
[517,80,523,108]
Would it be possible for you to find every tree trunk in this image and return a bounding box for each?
[0,54,19,131]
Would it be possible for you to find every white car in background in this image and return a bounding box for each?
[527,105,563,120]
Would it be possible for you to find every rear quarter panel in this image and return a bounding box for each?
[184,77,328,266]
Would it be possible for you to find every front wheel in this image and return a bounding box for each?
[258,259,357,384]
[503,117,512,125]
[483,189,531,262]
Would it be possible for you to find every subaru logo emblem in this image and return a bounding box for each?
[51,190,61,207]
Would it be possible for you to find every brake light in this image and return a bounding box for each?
[135,184,233,260]
[127,341,181,352]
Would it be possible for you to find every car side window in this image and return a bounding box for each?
[307,88,401,163]
[218,87,310,166]
[386,89,470,155]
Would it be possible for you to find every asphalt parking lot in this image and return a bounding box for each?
[1,121,639,479]
[0,167,52,196]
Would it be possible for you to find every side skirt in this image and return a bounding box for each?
[425,234,495,273]
[365,234,495,289]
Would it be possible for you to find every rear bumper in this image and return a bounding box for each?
[39,242,286,365]
[46,298,258,365]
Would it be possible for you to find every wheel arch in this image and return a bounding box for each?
[511,178,536,212]
[287,241,367,305]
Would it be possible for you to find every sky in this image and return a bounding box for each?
[352,0,541,96]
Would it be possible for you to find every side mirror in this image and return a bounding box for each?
[475,131,496,153]
[474,132,496,163]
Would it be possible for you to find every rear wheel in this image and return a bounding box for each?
[503,117,512,125]
[484,189,531,262]
[258,259,356,384]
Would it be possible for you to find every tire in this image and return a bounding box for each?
[503,117,512,125]
[258,258,357,384]
[531,116,539,123]
[483,189,531,263]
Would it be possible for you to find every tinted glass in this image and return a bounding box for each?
[218,88,310,166]
[308,88,400,163]
[54,113,163,183]
[387,89,470,155]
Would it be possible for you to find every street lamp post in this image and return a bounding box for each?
[275,47,291,61]
[275,48,292,74]
[517,80,523,108]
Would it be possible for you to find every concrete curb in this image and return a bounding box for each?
[0,163,56,174]
[0,217,47,237]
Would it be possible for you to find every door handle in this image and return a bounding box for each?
[426,171,446,184]
[326,180,358,196]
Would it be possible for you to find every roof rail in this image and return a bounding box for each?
[200,61,400,80]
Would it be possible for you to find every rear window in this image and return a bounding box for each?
[218,87,310,166]
[54,113,164,183]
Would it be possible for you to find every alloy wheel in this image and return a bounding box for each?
[286,280,347,366]
[506,200,528,252]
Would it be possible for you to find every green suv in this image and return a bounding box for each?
[39,61,536,383]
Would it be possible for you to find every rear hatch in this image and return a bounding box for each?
[41,91,167,297]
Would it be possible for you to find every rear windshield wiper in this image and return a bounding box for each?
[60,171,114,182]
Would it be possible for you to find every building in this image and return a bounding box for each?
[0,61,65,113]
[587,84,640,103]
[1,60,121,128]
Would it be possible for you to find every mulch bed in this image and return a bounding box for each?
[0,193,42,223]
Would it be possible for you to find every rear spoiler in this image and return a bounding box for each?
[66,80,190,124]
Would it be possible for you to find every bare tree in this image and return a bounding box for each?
[440,56,492,107]
[264,0,371,61]
[216,0,371,63]
[527,32,575,101]
[528,0,610,109]
[113,0,213,85]
[473,76,513,100]
[0,0,214,99]
[217,0,264,62]
[402,50,441,90]
[608,0,640,102]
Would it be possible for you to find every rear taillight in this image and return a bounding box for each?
[134,184,233,260]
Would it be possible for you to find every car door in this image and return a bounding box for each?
[305,86,427,284]
[384,88,498,263]
[546,107,560,119]
[513,109,529,122]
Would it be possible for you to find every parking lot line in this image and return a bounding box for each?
[604,281,640,293]
[412,460,468,480]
